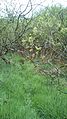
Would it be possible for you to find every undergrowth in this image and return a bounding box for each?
[0,53,67,119]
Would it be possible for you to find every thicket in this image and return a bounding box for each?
[0,5,67,80]
[25,6,67,62]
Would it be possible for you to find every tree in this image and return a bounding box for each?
[0,0,33,62]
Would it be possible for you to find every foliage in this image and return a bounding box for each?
[0,5,67,64]
[19,6,67,67]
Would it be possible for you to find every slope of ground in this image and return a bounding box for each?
[0,53,67,119]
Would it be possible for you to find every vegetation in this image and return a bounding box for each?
[0,1,67,119]
[0,53,67,119]
[25,6,67,62]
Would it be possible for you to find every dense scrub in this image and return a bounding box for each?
[24,6,67,64]
[0,6,67,63]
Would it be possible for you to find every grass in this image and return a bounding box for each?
[0,53,67,119]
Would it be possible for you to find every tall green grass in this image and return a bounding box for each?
[0,54,67,119]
